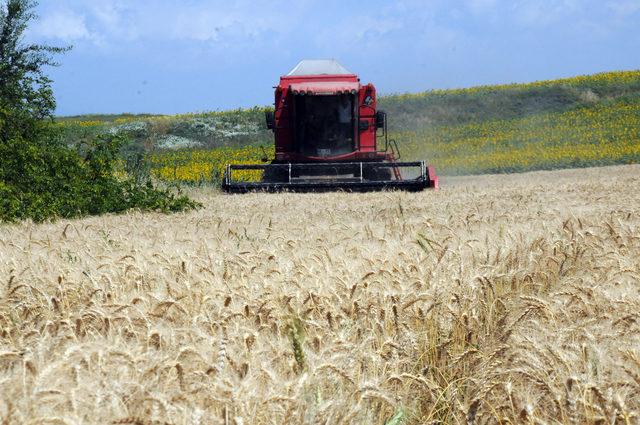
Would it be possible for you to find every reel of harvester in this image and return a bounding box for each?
[222,161,438,193]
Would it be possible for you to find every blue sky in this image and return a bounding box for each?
[25,0,640,116]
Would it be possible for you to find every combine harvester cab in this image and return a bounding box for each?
[222,59,438,193]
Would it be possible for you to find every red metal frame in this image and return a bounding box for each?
[272,73,388,163]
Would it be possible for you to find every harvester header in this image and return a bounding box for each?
[222,59,438,192]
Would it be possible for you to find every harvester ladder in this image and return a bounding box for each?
[387,153,403,181]
[388,140,403,181]
[392,164,402,181]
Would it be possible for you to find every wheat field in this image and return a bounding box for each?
[1,165,639,424]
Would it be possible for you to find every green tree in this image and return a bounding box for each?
[0,0,199,222]
[0,0,69,141]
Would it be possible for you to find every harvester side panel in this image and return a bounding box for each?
[358,83,377,153]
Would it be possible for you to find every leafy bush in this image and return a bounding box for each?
[55,107,272,150]
[0,128,200,222]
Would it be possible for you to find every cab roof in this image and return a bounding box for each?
[287,59,353,76]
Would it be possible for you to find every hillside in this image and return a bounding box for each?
[1,164,639,423]
[54,70,640,181]
[382,70,640,174]
[379,70,640,129]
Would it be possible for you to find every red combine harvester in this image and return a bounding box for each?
[222,60,438,192]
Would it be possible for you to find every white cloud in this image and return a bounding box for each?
[168,7,273,43]
[30,0,639,53]
[322,16,402,42]
[33,9,97,42]
[30,0,289,47]
[466,0,500,14]
[509,0,581,27]
[608,0,640,16]
[90,2,122,28]
[87,1,137,40]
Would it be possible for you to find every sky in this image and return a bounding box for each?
[23,0,640,116]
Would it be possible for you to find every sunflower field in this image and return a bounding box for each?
[397,96,640,174]
[147,145,272,185]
